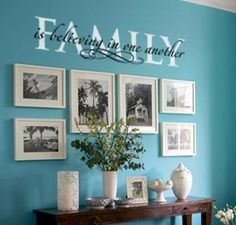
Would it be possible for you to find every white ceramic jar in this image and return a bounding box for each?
[170,163,192,200]
[57,171,79,211]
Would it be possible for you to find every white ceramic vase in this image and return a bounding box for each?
[57,171,79,211]
[170,163,192,200]
[102,171,118,199]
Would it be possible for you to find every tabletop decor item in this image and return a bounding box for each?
[214,204,236,225]
[170,163,192,200]
[85,197,111,209]
[126,176,148,204]
[148,178,173,203]
[57,171,79,211]
[71,116,146,200]
[114,197,134,208]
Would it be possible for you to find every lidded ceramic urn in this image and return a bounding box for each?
[170,163,192,200]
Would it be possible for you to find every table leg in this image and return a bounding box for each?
[182,214,192,225]
[201,209,212,225]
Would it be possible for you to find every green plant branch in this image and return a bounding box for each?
[71,116,146,171]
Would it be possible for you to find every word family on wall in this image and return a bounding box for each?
[33,16,186,67]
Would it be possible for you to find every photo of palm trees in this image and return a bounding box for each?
[77,78,108,125]
[23,125,58,152]
[23,73,58,100]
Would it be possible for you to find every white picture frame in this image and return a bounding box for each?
[161,122,196,156]
[160,79,195,114]
[70,69,115,133]
[127,176,148,204]
[119,74,158,133]
[14,64,66,108]
[14,118,66,160]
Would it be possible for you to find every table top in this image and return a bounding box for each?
[34,196,216,215]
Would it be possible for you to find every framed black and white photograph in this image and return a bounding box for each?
[160,79,195,114]
[14,64,66,108]
[119,75,158,133]
[70,69,115,133]
[14,119,66,160]
[127,176,148,204]
[161,122,196,156]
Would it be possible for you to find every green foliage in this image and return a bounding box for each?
[71,116,146,171]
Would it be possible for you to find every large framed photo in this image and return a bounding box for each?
[14,119,66,160]
[161,122,196,156]
[127,176,148,204]
[70,70,115,133]
[14,64,66,108]
[119,75,158,133]
[160,79,195,114]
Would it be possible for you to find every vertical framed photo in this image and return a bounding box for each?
[127,176,148,204]
[70,70,115,133]
[14,119,66,160]
[119,75,158,133]
[161,122,196,156]
[160,79,195,114]
[14,64,66,108]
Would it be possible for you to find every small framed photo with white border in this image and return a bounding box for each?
[160,79,195,114]
[119,74,158,134]
[14,118,66,161]
[14,64,66,108]
[161,122,196,156]
[127,176,148,204]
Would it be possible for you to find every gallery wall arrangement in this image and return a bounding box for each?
[13,63,196,160]
[1,0,236,225]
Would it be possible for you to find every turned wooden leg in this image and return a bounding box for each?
[182,214,192,225]
[201,210,212,225]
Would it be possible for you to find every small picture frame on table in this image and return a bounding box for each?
[14,64,66,108]
[160,79,195,114]
[14,118,66,161]
[161,122,196,156]
[127,176,148,204]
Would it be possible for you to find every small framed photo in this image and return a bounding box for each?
[160,79,195,114]
[119,74,158,133]
[14,118,66,160]
[161,122,196,156]
[127,176,148,204]
[14,64,66,108]
[70,69,115,133]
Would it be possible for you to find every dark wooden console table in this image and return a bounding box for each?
[33,196,215,225]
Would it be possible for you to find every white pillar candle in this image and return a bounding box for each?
[57,171,79,211]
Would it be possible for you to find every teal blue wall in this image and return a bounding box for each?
[0,0,236,224]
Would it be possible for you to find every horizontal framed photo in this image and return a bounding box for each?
[160,79,195,114]
[14,118,66,160]
[127,176,148,204]
[70,69,115,133]
[14,64,66,108]
[161,122,196,156]
[119,74,158,133]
